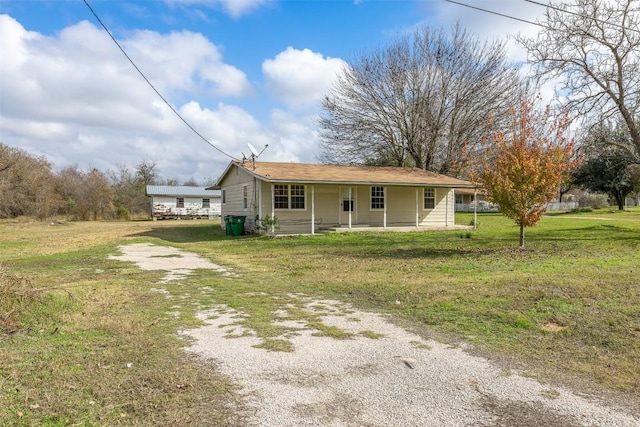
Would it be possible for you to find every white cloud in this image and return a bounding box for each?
[262,47,347,112]
[166,0,271,19]
[265,109,318,163]
[418,1,545,63]
[122,28,253,97]
[0,14,258,182]
[177,103,321,167]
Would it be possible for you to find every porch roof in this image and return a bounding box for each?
[215,161,475,188]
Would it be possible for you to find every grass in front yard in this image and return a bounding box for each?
[0,220,241,426]
[1,208,639,423]
[178,209,640,397]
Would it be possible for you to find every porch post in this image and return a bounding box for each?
[383,186,387,228]
[348,187,352,229]
[271,183,275,235]
[474,188,478,230]
[445,190,449,227]
[258,179,262,223]
[415,188,419,227]
[338,185,342,225]
[311,185,315,235]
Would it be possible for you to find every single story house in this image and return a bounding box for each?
[212,161,476,235]
[145,185,221,219]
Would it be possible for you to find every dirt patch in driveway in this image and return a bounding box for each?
[111,244,639,427]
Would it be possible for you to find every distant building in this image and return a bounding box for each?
[145,185,221,219]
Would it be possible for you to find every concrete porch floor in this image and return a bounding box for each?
[323,224,474,233]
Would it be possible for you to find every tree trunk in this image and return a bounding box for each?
[519,223,525,248]
[613,191,625,211]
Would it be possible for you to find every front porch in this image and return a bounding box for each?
[270,222,474,236]
[259,183,468,235]
[324,224,474,233]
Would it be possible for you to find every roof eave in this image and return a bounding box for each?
[253,177,475,188]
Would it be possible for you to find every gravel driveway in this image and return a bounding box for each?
[111,244,639,427]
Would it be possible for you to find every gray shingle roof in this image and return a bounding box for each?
[145,186,221,197]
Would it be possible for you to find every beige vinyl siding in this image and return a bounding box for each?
[386,186,419,225]
[219,167,257,232]
[355,186,415,226]
[346,186,454,227]
[312,185,340,229]
[356,186,380,225]
[420,188,454,226]
[258,183,342,234]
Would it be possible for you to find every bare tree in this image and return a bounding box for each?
[318,24,526,174]
[56,166,113,220]
[182,178,200,187]
[0,143,58,219]
[109,160,161,218]
[135,159,160,186]
[516,0,640,162]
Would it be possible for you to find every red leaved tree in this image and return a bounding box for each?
[473,100,579,248]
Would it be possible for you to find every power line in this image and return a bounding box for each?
[445,0,640,35]
[444,0,545,27]
[82,0,235,160]
[524,0,640,34]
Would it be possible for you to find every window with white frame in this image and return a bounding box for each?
[176,198,184,208]
[221,190,226,204]
[424,187,435,209]
[242,185,248,209]
[371,186,385,210]
[274,184,305,209]
[202,198,210,208]
[290,185,305,209]
[274,184,288,209]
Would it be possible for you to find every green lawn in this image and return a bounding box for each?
[1,209,639,424]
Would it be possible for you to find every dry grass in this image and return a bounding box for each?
[0,218,242,426]
[1,209,639,423]
[0,264,39,334]
[178,209,640,401]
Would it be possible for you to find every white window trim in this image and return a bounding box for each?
[274,184,307,211]
[370,186,385,211]
[242,185,248,210]
[423,187,435,210]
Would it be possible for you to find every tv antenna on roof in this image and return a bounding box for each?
[242,143,269,169]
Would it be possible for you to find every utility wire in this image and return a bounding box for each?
[524,0,640,34]
[82,0,235,160]
[445,0,640,35]
[444,0,545,27]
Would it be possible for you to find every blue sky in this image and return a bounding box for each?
[0,0,545,183]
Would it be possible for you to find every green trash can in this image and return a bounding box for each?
[230,215,246,237]
[224,215,232,236]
